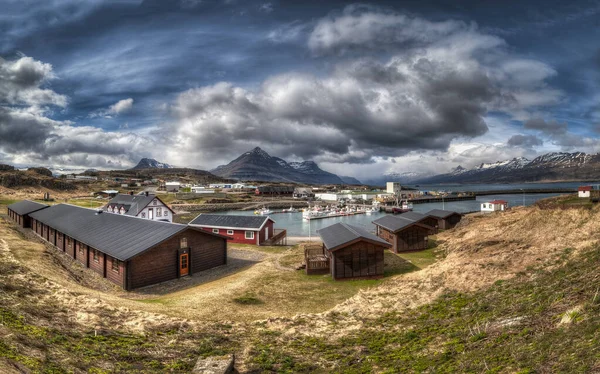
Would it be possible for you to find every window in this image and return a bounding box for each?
[212,229,219,234]
[79,244,84,253]
[164,210,168,216]
[245,231,255,239]
[93,249,99,262]
[157,207,162,217]
[141,212,146,218]
[153,199,157,205]
[227,230,234,235]
[180,237,188,249]
[112,258,120,273]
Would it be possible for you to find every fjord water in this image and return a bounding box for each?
[222,181,594,236]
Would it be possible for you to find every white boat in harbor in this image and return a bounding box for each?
[283,206,297,213]
[254,207,273,215]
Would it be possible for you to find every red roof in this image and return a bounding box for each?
[488,200,507,204]
[578,186,592,191]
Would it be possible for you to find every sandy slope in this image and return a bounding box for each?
[263,206,600,338]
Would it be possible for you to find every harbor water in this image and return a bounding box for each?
[220,191,569,237]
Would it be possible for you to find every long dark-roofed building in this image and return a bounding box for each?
[372,215,434,252]
[7,200,49,228]
[189,214,286,245]
[317,222,391,280]
[29,204,227,290]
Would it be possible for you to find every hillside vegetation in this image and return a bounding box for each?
[0,198,599,372]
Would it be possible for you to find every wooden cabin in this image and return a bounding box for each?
[425,209,463,229]
[372,215,434,252]
[317,222,391,280]
[396,211,440,233]
[29,204,227,290]
[6,200,49,228]
[189,214,286,245]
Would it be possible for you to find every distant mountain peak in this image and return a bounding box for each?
[132,158,174,170]
[211,147,346,184]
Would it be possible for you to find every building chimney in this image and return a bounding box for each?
[130,191,134,196]
[145,191,149,196]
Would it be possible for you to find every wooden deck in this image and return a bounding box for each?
[304,244,330,275]
[263,229,287,246]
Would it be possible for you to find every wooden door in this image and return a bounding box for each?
[180,253,189,276]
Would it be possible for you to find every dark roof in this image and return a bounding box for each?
[317,222,390,251]
[257,186,295,193]
[488,200,508,204]
[29,204,201,261]
[7,200,49,216]
[104,194,173,216]
[189,214,272,230]
[425,209,461,219]
[372,215,425,232]
[397,211,428,222]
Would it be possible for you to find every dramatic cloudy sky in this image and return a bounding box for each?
[1,0,600,179]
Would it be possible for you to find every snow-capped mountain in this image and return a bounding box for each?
[211,147,348,184]
[365,171,432,186]
[131,158,175,170]
[415,152,600,184]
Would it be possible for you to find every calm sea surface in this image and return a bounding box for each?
[218,181,591,236]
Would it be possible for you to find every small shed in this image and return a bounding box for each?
[372,215,433,252]
[480,201,508,213]
[317,222,391,280]
[425,209,463,229]
[6,200,49,228]
[578,186,592,198]
[165,182,181,192]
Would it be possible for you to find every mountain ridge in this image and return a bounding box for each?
[415,152,600,184]
[211,147,358,184]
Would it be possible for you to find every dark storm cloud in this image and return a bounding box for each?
[507,134,543,148]
[167,7,559,167]
[523,118,568,135]
[1,1,595,171]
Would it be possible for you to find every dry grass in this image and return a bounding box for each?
[4,192,599,372]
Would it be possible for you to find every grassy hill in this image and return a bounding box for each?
[0,196,599,372]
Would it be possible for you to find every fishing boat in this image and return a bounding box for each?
[282,206,297,213]
[392,200,413,214]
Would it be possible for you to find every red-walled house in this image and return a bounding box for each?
[28,203,227,290]
[189,214,278,245]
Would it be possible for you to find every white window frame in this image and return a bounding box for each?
[245,231,255,239]
[212,228,219,234]
[227,230,234,235]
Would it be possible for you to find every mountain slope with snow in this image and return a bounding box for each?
[211,147,346,184]
[415,152,600,184]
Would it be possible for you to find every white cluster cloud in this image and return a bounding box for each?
[0,56,152,168]
[89,97,134,118]
[0,56,67,107]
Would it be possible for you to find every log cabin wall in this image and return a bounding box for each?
[331,241,385,280]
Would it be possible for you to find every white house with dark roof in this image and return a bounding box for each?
[104,193,174,222]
